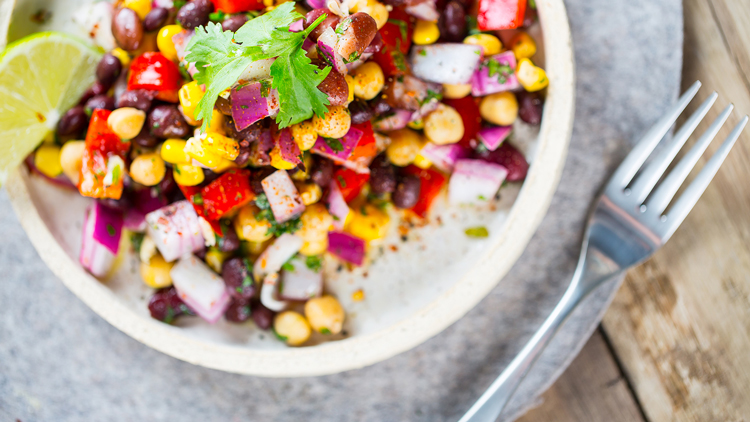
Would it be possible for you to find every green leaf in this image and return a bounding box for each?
[130,232,145,254]
[325,137,344,152]
[305,255,323,272]
[465,226,489,238]
[270,46,331,128]
[254,193,270,210]
[320,327,332,335]
[234,2,300,47]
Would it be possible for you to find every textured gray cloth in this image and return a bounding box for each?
[0,0,682,421]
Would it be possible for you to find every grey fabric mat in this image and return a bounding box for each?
[0,0,682,420]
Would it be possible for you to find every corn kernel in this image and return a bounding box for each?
[173,164,205,186]
[269,146,297,170]
[234,204,273,242]
[352,289,365,301]
[110,48,131,67]
[210,158,237,173]
[304,296,345,335]
[201,132,239,160]
[34,145,62,178]
[290,120,318,151]
[297,182,323,205]
[130,153,166,186]
[351,61,385,100]
[178,81,204,120]
[413,153,432,169]
[361,0,389,30]
[123,0,152,19]
[516,58,549,92]
[348,204,390,241]
[157,25,183,62]
[510,32,537,60]
[407,118,424,130]
[185,137,224,168]
[59,141,85,184]
[386,128,424,166]
[160,139,191,164]
[291,154,313,180]
[205,248,231,273]
[443,83,472,99]
[413,20,440,45]
[140,254,174,288]
[207,109,226,135]
[108,107,146,140]
[463,33,502,56]
[274,311,312,346]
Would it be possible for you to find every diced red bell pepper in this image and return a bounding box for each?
[444,97,482,149]
[128,52,183,92]
[201,169,255,220]
[78,110,131,199]
[334,167,370,203]
[372,7,413,77]
[477,0,527,31]
[349,122,377,162]
[178,184,223,235]
[403,165,447,218]
[210,0,264,13]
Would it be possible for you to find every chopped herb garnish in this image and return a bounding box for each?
[130,232,145,254]
[466,15,482,35]
[325,137,344,152]
[336,175,347,188]
[387,18,408,40]
[209,10,226,22]
[106,224,116,237]
[482,58,513,84]
[174,166,182,175]
[478,195,487,201]
[272,327,289,342]
[281,259,295,272]
[465,226,489,238]
[305,255,323,272]
[193,193,204,205]
[418,48,427,56]
[320,327,332,335]
[255,193,270,210]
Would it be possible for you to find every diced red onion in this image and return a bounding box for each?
[277,128,302,165]
[448,159,508,205]
[303,37,316,53]
[253,233,304,279]
[123,208,147,232]
[133,187,168,214]
[410,44,484,85]
[419,143,469,173]
[306,0,327,9]
[405,0,439,22]
[279,256,323,301]
[260,273,287,312]
[80,203,123,277]
[172,30,194,63]
[365,32,383,53]
[170,255,231,324]
[327,231,366,266]
[326,182,351,231]
[373,109,413,132]
[290,19,304,32]
[230,80,280,131]
[477,126,512,151]
[311,126,362,162]
[145,200,205,262]
[261,170,306,224]
[317,27,347,74]
[471,51,521,96]
[152,0,174,8]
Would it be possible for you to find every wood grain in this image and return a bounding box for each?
[602,0,750,420]
[518,331,645,422]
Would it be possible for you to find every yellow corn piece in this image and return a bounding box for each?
[344,74,355,104]
[463,33,502,56]
[205,248,232,273]
[413,153,433,169]
[201,132,239,160]
[157,25,183,62]
[269,146,297,170]
[210,158,237,173]
[510,32,537,60]
[297,182,323,205]
[178,81,204,120]
[110,48,131,67]
[207,109,226,135]
[140,255,174,288]
[34,145,63,177]
[123,0,152,19]
[160,139,191,164]
[173,164,205,186]
[352,289,365,301]
[185,137,224,168]
[413,20,440,45]
[516,58,549,92]
[348,204,390,241]
[407,118,425,130]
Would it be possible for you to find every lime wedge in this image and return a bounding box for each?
[0,32,102,184]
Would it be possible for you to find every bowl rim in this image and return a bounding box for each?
[5,0,575,377]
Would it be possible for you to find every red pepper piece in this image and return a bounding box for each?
[128,52,183,92]
[477,0,527,31]
[443,96,483,149]
[201,169,255,220]
[334,167,370,203]
[178,184,224,235]
[349,122,377,162]
[85,109,130,156]
[372,7,413,77]
[210,0,264,13]
[78,109,130,199]
[403,165,447,218]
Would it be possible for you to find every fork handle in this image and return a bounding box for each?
[457,275,596,422]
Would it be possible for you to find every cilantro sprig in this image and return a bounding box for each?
[186,3,331,132]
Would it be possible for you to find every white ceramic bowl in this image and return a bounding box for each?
[4,0,574,376]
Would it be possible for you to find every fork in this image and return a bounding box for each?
[459,81,748,422]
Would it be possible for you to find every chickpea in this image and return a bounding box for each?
[313,105,351,139]
[480,91,519,126]
[273,311,312,346]
[443,83,472,99]
[298,203,334,256]
[108,107,146,140]
[424,104,465,145]
[59,141,86,185]
[234,204,273,242]
[140,254,173,288]
[304,295,346,335]
[130,153,166,186]
[296,182,323,205]
[386,128,425,166]
[290,120,318,151]
[351,62,385,100]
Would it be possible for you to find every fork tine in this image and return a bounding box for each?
[660,116,748,239]
[646,104,734,214]
[628,93,718,202]
[610,81,702,189]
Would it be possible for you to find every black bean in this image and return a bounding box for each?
[148,105,190,138]
[517,91,544,126]
[310,155,334,188]
[215,96,233,116]
[112,7,144,51]
[369,96,392,116]
[217,223,241,253]
[117,89,154,112]
[225,297,253,323]
[96,53,122,87]
[439,1,467,42]
[252,302,274,330]
[98,196,131,212]
[335,12,378,60]
[158,168,177,196]
[176,0,214,30]
[349,99,374,125]
[249,167,275,194]
[148,287,188,323]
[57,106,88,137]
[317,66,349,106]
[369,153,396,194]
[222,257,256,299]
[85,95,115,113]
[523,6,538,28]
[143,7,169,32]
[221,14,249,32]
[304,9,340,42]
[132,124,159,147]
[79,81,109,105]
[392,174,421,208]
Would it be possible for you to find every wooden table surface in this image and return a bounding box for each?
[516,0,750,420]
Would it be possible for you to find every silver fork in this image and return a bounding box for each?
[459,81,748,422]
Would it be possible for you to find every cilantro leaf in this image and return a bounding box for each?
[234,2,300,46]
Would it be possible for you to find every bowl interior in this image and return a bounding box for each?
[5,0,574,375]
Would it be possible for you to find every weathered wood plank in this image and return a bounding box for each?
[602,0,750,420]
[518,331,645,422]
